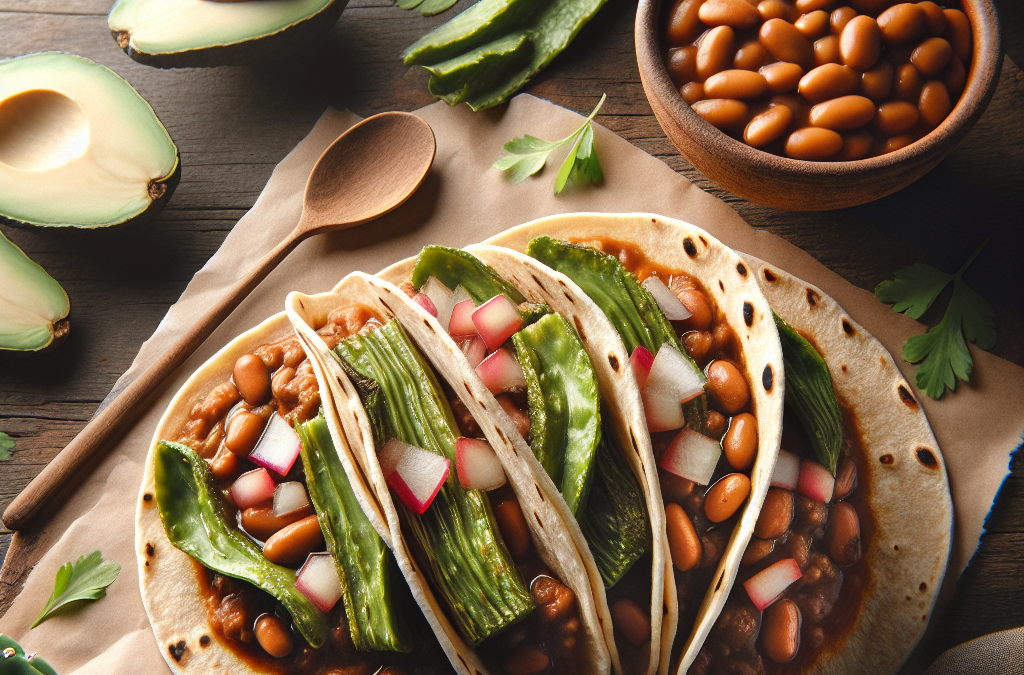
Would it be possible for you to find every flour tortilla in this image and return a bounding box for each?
[286,272,611,675]
[742,256,951,675]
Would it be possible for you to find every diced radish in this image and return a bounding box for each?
[413,293,437,317]
[249,414,302,477]
[448,300,478,339]
[295,552,343,612]
[230,468,276,510]
[771,450,801,490]
[640,343,706,432]
[455,437,507,491]
[378,438,451,515]
[642,276,693,321]
[472,295,523,351]
[630,345,655,389]
[273,481,310,517]
[797,459,835,503]
[744,558,802,611]
[421,276,454,327]
[476,348,526,394]
[659,427,722,485]
[460,336,487,369]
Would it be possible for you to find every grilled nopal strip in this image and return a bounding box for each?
[334,320,535,646]
[512,312,600,514]
[527,235,709,430]
[296,414,412,652]
[153,441,328,648]
[774,312,843,475]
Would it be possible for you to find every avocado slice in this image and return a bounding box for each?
[0,229,70,352]
[0,53,179,228]
[108,0,349,68]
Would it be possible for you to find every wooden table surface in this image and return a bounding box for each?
[1,0,1021,667]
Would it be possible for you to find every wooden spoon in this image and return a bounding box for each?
[2,112,436,530]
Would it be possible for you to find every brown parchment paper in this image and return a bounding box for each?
[1,95,1021,675]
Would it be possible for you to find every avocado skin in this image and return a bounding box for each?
[112,0,349,69]
[0,154,180,230]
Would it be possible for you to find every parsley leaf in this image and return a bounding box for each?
[32,551,121,628]
[495,94,606,194]
[875,239,996,399]
[0,431,13,461]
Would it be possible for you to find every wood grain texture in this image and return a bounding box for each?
[0,0,1021,661]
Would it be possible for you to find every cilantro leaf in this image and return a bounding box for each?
[494,94,606,194]
[876,239,996,399]
[0,431,13,461]
[875,263,953,319]
[32,551,121,628]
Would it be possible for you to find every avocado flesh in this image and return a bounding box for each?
[0,230,70,351]
[0,53,179,228]
[109,0,346,66]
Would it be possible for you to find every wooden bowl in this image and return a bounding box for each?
[636,0,1003,211]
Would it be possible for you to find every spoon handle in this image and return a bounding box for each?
[1,229,305,531]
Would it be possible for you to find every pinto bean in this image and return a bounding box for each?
[676,288,714,331]
[826,501,862,566]
[495,499,531,558]
[814,34,843,66]
[836,130,874,159]
[669,46,699,84]
[668,0,707,45]
[833,457,858,500]
[943,55,966,97]
[799,63,859,102]
[742,537,775,566]
[706,360,750,414]
[723,412,758,470]
[699,0,761,29]
[233,354,272,406]
[611,598,652,646]
[943,9,972,61]
[762,599,801,662]
[878,3,927,45]
[683,330,714,361]
[667,502,703,571]
[758,0,796,22]
[918,1,947,35]
[497,394,531,439]
[796,10,830,40]
[830,6,857,35]
[785,127,843,159]
[810,95,876,130]
[711,602,760,649]
[693,98,750,130]
[532,575,576,623]
[660,467,696,503]
[262,515,324,566]
[893,62,923,100]
[912,37,952,77]
[226,410,266,456]
[700,528,728,567]
[704,69,769,99]
[754,488,793,538]
[210,447,243,482]
[697,25,737,80]
[242,503,315,542]
[875,100,919,135]
[705,473,751,522]
[734,39,772,70]
[503,645,549,675]
[918,79,951,127]
[761,62,805,93]
[705,410,728,438]
[255,615,294,657]
[760,19,815,68]
[744,104,793,147]
[860,59,894,100]
[681,82,706,104]
[839,15,881,69]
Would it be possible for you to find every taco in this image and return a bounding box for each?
[478,213,951,675]
[286,272,611,675]
[684,258,951,675]
[339,218,784,675]
[137,309,462,674]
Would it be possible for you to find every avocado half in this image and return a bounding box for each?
[0,53,180,228]
[0,229,70,351]
[108,0,350,68]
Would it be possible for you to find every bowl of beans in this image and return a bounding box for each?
[636,0,1001,210]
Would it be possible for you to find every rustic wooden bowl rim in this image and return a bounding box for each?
[636,0,1003,179]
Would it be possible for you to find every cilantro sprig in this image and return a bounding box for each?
[0,431,13,461]
[32,551,121,628]
[494,94,606,194]
[875,239,996,399]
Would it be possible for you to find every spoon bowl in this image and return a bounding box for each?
[300,112,435,231]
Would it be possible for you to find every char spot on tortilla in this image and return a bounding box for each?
[743,302,754,327]
[807,289,819,306]
[737,263,748,276]
[916,448,938,467]
[919,582,928,592]
[898,385,918,408]
[534,511,543,527]
[894,545,900,551]
[199,636,211,647]
[146,543,155,556]
[536,484,545,501]
[922,614,928,621]
[380,299,393,313]
[424,319,431,328]
[762,364,774,392]
[841,365,848,372]
[652,218,657,223]
[574,316,587,341]
[683,237,698,257]
[531,273,543,288]
[715,572,724,591]
[609,354,620,371]
[168,640,186,662]
[496,428,509,445]
[630,428,640,455]
[457,655,468,670]
[880,454,894,464]
[143,493,152,502]
[842,319,855,336]
[564,291,576,304]
[699,236,708,246]
[763,269,777,282]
